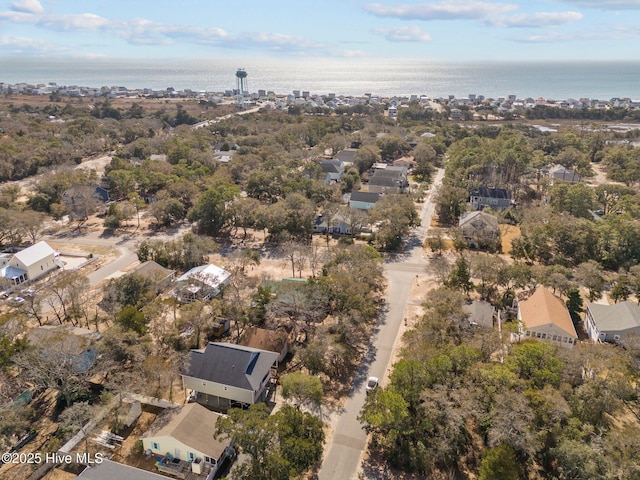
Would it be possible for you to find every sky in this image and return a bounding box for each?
[1,0,640,62]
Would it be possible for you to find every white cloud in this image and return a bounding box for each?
[364,1,517,21]
[513,32,577,42]
[0,10,37,23]
[372,25,432,42]
[487,11,583,28]
[0,6,329,55]
[38,13,111,31]
[553,0,640,9]
[10,0,43,14]
[0,34,68,52]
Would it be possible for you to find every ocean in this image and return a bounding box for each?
[2,57,640,101]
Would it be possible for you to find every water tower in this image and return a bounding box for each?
[235,68,248,108]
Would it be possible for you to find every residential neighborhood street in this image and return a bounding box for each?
[318,168,445,480]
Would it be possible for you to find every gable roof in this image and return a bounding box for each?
[143,403,228,459]
[349,191,382,204]
[13,241,56,267]
[459,211,499,229]
[185,342,279,391]
[131,260,174,282]
[77,459,168,480]
[371,170,405,181]
[464,300,494,328]
[587,301,640,332]
[333,148,357,163]
[176,264,230,289]
[239,327,289,354]
[369,176,402,188]
[320,159,344,174]
[470,187,510,200]
[519,287,577,338]
[63,184,110,203]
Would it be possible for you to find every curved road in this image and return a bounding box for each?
[318,168,445,480]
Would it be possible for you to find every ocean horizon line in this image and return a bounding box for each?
[2,58,640,100]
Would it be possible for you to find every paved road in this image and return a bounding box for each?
[46,222,193,287]
[318,168,445,480]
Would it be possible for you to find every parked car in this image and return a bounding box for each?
[366,376,379,394]
[7,296,25,306]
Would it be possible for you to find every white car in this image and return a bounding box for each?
[366,376,379,393]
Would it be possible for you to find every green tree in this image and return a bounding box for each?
[115,306,148,335]
[566,287,584,328]
[371,194,420,251]
[447,256,473,295]
[435,184,468,226]
[508,341,563,388]
[280,372,323,410]
[354,145,381,174]
[188,182,240,235]
[478,443,521,480]
[276,406,324,476]
[215,403,324,480]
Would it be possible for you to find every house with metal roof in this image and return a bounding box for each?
[142,403,234,479]
[584,301,640,344]
[182,342,279,409]
[175,264,231,303]
[0,241,61,286]
[515,287,578,347]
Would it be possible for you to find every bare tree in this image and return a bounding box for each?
[282,241,306,278]
[14,336,95,407]
[59,401,94,455]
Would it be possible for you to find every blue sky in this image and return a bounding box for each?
[1,0,639,62]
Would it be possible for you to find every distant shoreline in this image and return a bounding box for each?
[2,58,640,99]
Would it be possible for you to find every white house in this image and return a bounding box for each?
[183,342,279,409]
[175,264,231,303]
[142,403,233,479]
[584,301,640,344]
[0,241,61,286]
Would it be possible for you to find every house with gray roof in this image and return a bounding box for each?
[130,260,175,293]
[76,459,168,480]
[585,301,640,344]
[469,187,511,211]
[349,191,382,210]
[320,159,345,185]
[332,148,357,165]
[182,342,279,409]
[549,165,581,184]
[464,300,495,328]
[459,211,500,249]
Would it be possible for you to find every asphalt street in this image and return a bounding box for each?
[318,168,445,480]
